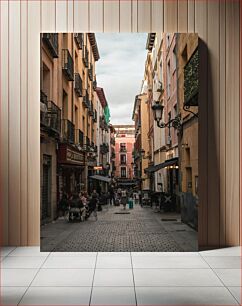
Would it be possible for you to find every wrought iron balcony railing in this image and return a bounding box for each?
[88,101,94,116]
[100,143,109,154]
[184,48,199,106]
[74,73,83,97]
[75,129,84,146]
[62,49,74,81]
[47,101,61,134]
[74,33,84,50]
[40,91,49,127]
[42,34,58,58]
[83,46,89,68]
[88,63,93,80]
[93,79,97,90]
[82,91,90,108]
[62,119,75,144]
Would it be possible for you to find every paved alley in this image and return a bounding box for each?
[41,204,197,252]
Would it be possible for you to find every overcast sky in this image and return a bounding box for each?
[95,33,147,125]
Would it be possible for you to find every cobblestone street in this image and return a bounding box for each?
[41,204,197,252]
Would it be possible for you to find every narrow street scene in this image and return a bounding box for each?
[40,32,198,252]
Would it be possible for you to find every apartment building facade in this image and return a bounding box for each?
[113,125,135,187]
[40,33,99,223]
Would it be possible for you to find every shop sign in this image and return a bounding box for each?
[94,166,103,170]
[66,148,85,164]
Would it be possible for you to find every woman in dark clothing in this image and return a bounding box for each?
[88,191,98,220]
[58,193,69,217]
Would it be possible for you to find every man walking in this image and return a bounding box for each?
[121,189,127,210]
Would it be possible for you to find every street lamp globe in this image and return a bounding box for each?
[152,102,164,121]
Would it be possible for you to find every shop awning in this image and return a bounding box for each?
[89,175,111,183]
[144,157,178,173]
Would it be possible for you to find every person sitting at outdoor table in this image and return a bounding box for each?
[70,193,86,221]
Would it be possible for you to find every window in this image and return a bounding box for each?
[167,60,171,98]
[120,143,126,152]
[121,167,127,178]
[120,154,126,165]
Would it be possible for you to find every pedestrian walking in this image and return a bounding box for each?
[108,185,115,205]
[88,190,98,220]
[121,189,127,210]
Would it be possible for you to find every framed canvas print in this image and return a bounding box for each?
[40,32,199,252]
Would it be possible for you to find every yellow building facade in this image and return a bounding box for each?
[40,33,99,223]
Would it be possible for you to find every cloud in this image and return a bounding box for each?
[95,33,147,125]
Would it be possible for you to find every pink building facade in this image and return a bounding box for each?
[113,125,135,180]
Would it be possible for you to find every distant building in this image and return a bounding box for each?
[113,125,135,188]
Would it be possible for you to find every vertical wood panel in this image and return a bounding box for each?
[20,0,28,245]
[151,0,164,32]
[225,0,240,245]
[120,0,132,32]
[207,0,220,246]
[74,0,89,32]
[164,0,178,32]
[67,0,74,32]
[90,0,104,32]
[41,0,56,32]
[178,0,188,33]
[56,0,67,32]
[104,1,119,32]
[131,0,138,32]
[188,0,195,33]
[137,0,151,33]
[195,0,208,248]
[9,0,21,245]
[0,1,9,245]
[219,0,226,246]
[27,1,40,245]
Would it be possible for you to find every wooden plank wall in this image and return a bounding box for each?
[0,0,240,248]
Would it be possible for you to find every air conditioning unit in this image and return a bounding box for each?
[166,136,172,145]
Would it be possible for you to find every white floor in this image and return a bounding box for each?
[0,246,241,305]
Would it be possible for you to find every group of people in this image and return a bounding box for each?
[58,186,141,221]
[58,190,99,221]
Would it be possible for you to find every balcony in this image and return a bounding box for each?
[120,147,127,153]
[120,160,127,165]
[82,91,90,108]
[100,143,109,154]
[92,109,97,123]
[111,151,116,159]
[42,34,58,58]
[184,48,199,106]
[110,137,115,145]
[88,101,94,116]
[88,63,93,80]
[62,119,75,144]
[74,33,83,50]
[47,101,61,134]
[83,46,89,68]
[75,129,84,146]
[40,91,49,127]
[74,73,83,97]
[62,49,74,81]
[93,79,97,90]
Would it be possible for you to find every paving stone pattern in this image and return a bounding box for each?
[41,204,197,252]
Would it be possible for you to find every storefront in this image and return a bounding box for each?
[57,144,86,200]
